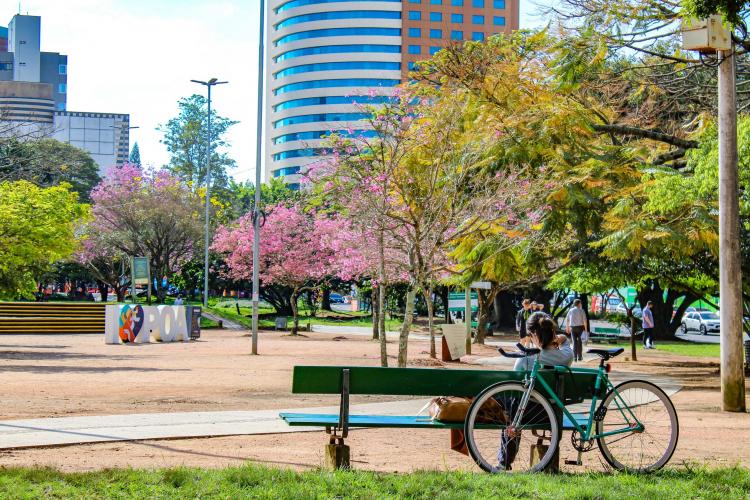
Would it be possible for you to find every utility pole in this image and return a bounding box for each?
[191,78,228,309]
[717,47,746,412]
[251,0,266,355]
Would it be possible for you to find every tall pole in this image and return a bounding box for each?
[251,0,266,355]
[718,47,746,412]
[203,84,212,309]
[192,78,228,309]
[464,287,472,355]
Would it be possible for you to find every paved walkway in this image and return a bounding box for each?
[0,399,430,450]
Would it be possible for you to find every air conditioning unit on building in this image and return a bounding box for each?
[681,15,732,53]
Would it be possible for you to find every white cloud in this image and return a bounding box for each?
[10,0,263,181]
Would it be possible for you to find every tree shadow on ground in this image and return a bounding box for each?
[0,365,189,374]
[0,351,133,361]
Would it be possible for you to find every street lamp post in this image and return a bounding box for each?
[191,78,228,309]
[251,0,266,355]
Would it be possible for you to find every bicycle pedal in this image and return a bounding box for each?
[564,460,582,466]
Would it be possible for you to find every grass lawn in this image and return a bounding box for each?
[199,317,221,329]
[207,300,402,331]
[653,341,720,358]
[0,465,747,499]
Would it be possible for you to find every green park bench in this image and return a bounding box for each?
[279,365,602,469]
[590,326,621,344]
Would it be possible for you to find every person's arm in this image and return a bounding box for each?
[515,310,522,332]
[645,310,654,328]
[565,311,571,334]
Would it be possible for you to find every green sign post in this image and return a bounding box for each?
[131,257,151,304]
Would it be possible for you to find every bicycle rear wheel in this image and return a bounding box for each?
[464,382,560,473]
[596,380,679,472]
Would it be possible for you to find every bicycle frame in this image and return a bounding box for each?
[524,359,643,442]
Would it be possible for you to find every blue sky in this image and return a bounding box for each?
[10,0,549,181]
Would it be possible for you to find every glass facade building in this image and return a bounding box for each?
[266,0,517,182]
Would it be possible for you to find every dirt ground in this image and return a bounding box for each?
[0,329,748,473]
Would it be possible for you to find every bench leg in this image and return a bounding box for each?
[325,436,350,470]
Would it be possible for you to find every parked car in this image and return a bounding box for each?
[682,311,720,335]
[614,303,642,318]
[329,293,345,304]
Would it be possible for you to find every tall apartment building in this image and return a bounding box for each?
[0,15,67,111]
[266,0,518,186]
[0,14,129,171]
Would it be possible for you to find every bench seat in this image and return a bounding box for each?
[280,412,589,431]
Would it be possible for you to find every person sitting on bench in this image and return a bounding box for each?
[498,312,574,469]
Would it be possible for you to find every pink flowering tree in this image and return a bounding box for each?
[80,164,203,303]
[310,83,534,365]
[213,203,365,334]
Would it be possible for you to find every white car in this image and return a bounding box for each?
[682,311,720,335]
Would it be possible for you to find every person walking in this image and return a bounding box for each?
[565,299,589,362]
[642,301,655,349]
[516,299,533,345]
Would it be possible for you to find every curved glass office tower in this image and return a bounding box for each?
[266,0,518,186]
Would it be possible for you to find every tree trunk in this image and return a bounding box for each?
[398,287,417,367]
[637,281,697,339]
[377,228,388,367]
[97,280,108,304]
[442,286,450,324]
[372,285,380,340]
[423,287,436,358]
[629,315,638,362]
[290,290,300,336]
[321,288,332,311]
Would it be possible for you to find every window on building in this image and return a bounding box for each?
[451,0,464,5]
[57,102,66,111]
[430,11,442,21]
[451,13,463,22]
[450,30,463,40]
[472,0,484,6]
[408,10,421,20]
[408,61,417,70]
[430,46,441,55]
[493,16,505,25]
[409,27,421,37]
[58,83,67,94]
[408,44,422,54]
[472,31,484,40]
[472,14,484,24]
[429,29,442,38]
[409,0,421,3]
[0,62,12,71]
[430,0,443,4]
[493,0,505,7]
[58,64,67,75]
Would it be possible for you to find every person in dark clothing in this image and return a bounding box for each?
[515,299,533,345]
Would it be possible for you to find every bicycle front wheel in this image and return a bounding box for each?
[464,382,560,473]
[596,380,679,472]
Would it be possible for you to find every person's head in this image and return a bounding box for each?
[537,303,545,311]
[530,301,538,310]
[526,312,557,349]
[522,298,531,310]
[646,301,653,309]
[573,298,582,309]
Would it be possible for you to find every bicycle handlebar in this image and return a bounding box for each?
[498,343,541,358]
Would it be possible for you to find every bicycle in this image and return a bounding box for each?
[464,343,679,473]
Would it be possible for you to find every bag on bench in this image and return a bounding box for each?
[427,396,509,457]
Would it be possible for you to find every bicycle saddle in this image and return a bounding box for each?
[587,348,624,360]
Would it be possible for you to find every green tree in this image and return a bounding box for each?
[159,94,238,189]
[0,181,89,299]
[129,142,142,166]
[0,138,101,201]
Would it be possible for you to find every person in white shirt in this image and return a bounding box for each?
[565,299,589,362]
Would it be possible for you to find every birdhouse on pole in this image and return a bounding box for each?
[681,15,732,53]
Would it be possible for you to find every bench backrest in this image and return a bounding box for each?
[292,366,601,405]
[592,326,619,334]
